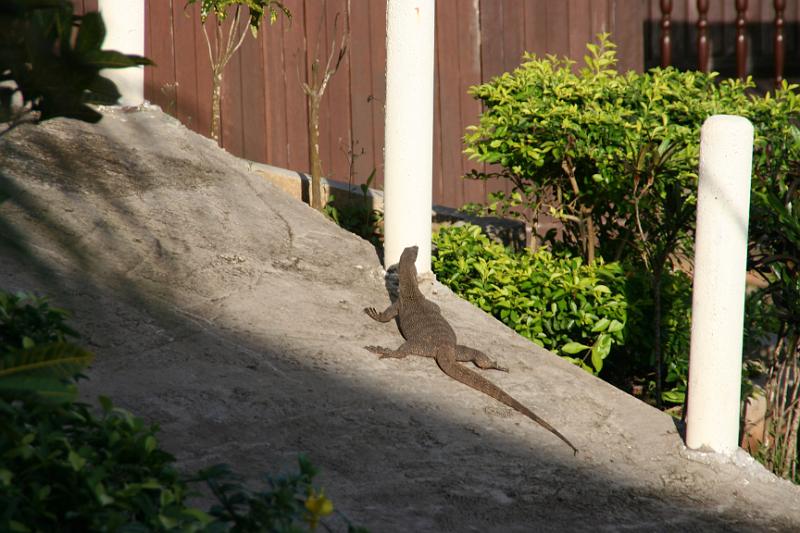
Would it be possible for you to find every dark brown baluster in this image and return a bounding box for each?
[696,0,709,72]
[660,0,672,68]
[736,0,748,79]
[775,0,786,87]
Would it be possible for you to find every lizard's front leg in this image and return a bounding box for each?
[364,301,399,323]
[364,345,410,359]
[365,341,427,360]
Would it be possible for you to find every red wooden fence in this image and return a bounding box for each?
[73,1,800,208]
[76,1,642,209]
[145,1,644,209]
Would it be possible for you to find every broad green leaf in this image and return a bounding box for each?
[561,342,590,354]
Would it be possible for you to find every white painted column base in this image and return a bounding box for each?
[383,0,435,273]
[686,115,754,454]
[98,0,145,107]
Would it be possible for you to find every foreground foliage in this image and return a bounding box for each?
[0,0,151,137]
[0,291,363,531]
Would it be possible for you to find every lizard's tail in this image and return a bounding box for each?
[435,349,578,455]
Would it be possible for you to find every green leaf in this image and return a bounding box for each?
[98,395,113,413]
[68,449,87,471]
[590,317,610,332]
[92,481,115,506]
[590,334,612,373]
[82,50,153,69]
[607,319,624,333]
[75,12,106,53]
[0,342,93,380]
[561,341,590,354]
[662,389,686,404]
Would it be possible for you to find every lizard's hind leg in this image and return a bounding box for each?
[456,345,509,372]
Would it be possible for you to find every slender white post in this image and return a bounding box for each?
[383,0,435,272]
[98,0,145,107]
[686,115,754,454]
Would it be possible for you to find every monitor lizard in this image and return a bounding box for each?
[364,245,578,455]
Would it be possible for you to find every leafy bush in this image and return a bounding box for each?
[0,291,363,532]
[748,167,800,480]
[1,395,210,532]
[463,33,758,263]
[607,269,692,405]
[0,292,92,402]
[324,170,383,251]
[462,32,800,412]
[432,224,626,374]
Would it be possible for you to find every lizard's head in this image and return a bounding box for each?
[397,246,419,297]
[399,245,419,266]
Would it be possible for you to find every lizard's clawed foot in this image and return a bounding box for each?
[364,345,392,355]
[365,345,406,359]
[493,364,510,373]
[364,307,380,321]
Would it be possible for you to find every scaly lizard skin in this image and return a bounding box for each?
[364,245,578,455]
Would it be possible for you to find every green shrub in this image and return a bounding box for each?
[1,395,210,532]
[432,224,626,374]
[0,291,363,532]
[607,268,692,405]
[324,171,383,251]
[462,33,767,264]
[462,32,800,412]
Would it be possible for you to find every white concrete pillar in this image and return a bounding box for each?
[686,115,754,454]
[383,0,435,273]
[98,0,145,107]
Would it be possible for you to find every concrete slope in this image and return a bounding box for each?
[1,107,798,532]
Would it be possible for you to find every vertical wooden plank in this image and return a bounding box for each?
[145,0,176,115]
[589,0,609,37]
[323,0,352,182]
[613,0,645,73]
[172,2,199,131]
[545,1,570,58]
[480,0,504,81]
[435,0,465,208]
[501,0,525,72]
[524,0,549,55]
[368,0,387,189]
[240,24,267,162]
[283,0,310,173]
[567,0,593,62]
[479,0,511,201]
[348,0,377,185]
[263,12,289,168]
[460,0,487,207]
